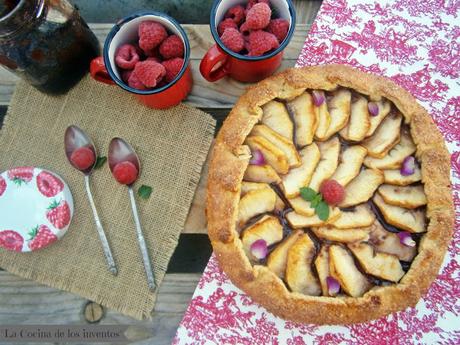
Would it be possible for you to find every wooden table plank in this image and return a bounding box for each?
[0,24,309,107]
[0,270,200,345]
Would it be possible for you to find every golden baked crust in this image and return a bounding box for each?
[206,65,454,324]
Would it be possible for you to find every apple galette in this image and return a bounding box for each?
[207,65,454,324]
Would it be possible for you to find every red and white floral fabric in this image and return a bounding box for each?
[174,0,460,343]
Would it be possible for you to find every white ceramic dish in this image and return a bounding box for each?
[0,166,74,252]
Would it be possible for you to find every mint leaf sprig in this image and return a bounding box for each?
[299,187,330,221]
[93,156,107,169]
[138,185,153,200]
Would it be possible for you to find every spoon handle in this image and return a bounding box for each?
[84,174,118,276]
[128,186,156,291]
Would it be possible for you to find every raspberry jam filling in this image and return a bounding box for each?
[238,87,427,297]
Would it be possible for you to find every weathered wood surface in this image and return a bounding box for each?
[0,271,201,345]
[0,2,321,344]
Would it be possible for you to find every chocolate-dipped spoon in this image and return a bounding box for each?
[108,138,156,291]
[65,126,118,275]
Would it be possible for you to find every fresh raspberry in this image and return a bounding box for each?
[217,18,238,36]
[115,44,140,70]
[70,147,95,170]
[239,21,251,35]
[320,179,345,206]
[128,71,147,90]
[221,28,245,53]
[267,18,289,43]
[246,30,279,56]
[132,60,166,88]
[113,161,138,185]
[244,2,271,30]
[138,21,168,52]
[162,58,184,83]
[224,5,245,25]
[146,56,161,63]
[143,46,160,59]
[159,35,184,59]
[246,0,270,13]
[121,69,133,84]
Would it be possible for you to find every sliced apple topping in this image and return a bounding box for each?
[286,92,318,146]
[339,95,370,142]
[348,243,405,282]
[289,196,315,216]
[286,208,341,228]
[383,166,422,186]
[362,113,402,158]
[368,221,417,261]
[242,215,283,261]
[282,143,320,198]
[315,101,331,141]
[314,245,335,296]
[267,230,303,279]
[322,89,352,140]
[338,169,384,207]
[366,100,391,137]
[330,145,367,187]
[251,124,301,168]
[373,193,426,233]
[261,100,294,140]
[237,188,277,226]
[241,181,269,196]
[378,184,427,209]
[364,130,416,169]
[245,136,289,174]
[241,182,284,211]
[312,226,370,243]
[244,164,282,184]
[329,245,371,297]
[308,137,340,191]
[331,204,376,229]
[286,233,321,296]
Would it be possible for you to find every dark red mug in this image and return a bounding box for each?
[200,0,296,83]
[90,12,192,109]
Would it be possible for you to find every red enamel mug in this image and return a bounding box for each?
[90,12,192,109]
[200,0,296,83]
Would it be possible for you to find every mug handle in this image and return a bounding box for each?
[90,56,115,85]
[199,44,229,82]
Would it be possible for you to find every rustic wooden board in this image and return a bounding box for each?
[0,271,201,345]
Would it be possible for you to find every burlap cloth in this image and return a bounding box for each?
[0,76,215,319]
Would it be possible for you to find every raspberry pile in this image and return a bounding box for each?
[217,1,289,56]
[114,20,185,90]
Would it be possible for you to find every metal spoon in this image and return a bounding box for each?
[64,125,118,276]
[108,137,156,291]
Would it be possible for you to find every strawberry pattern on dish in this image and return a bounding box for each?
[0,167,73,252]
[36,171,64,198]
